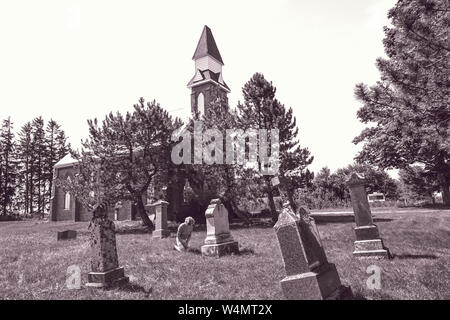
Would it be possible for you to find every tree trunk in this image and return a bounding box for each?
[286,187,297,213]
[29,176,34,214]
[3,156,8,216]
[135,195,154,228]
[264,177,278,222]
[437,172,450,206]
[441,183,450,206]
[222,198,251,224]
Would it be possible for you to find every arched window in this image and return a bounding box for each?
[64,192,71,210]
[197,92,205,115]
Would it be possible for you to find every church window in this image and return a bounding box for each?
[197,93,205,115]
[64,192,71,210]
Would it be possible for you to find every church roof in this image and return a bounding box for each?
[186,69,230,92]
[192,25,224,65]
[54,153,78,168]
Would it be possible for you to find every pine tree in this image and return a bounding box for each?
[44,119,70,212]
[238,73,313,220]
[58,98,180,228]
[16,122,33,214]
[182,97,254,223]
[30,117,46,216]
[353,0,450,204]
[276,100,314,211]
[0,118,18,215]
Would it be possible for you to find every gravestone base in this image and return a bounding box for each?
[353,239,390,259]
[280,263,346,300]
[86,267,129,288]
[153,229,170,239]
[201,241,239,257]
[354,225,380,241]
[326,285,353,300]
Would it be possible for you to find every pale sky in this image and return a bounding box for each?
[0,0,396,174]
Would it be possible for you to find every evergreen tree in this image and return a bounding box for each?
[58,98,180,228]
[0,118,18,215]
[276,100,314,212]
[353,0,450,204]
[238,73,313,220]
[182,97,255,223]
[44,119,70,211]
[16,122,33,214]
[30,117,46,216]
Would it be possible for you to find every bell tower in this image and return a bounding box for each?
[187,25,230,118]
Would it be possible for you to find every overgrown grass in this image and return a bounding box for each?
[0,207,449,299]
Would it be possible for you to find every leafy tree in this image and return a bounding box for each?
[238,73,313,220]
[334,163,399,200]
[398,165,437,203]
[298,164,398,209]
[353,0,450,204]
[0,118,18,215]
[58,98,181,227]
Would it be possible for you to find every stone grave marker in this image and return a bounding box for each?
[274,203,351,300]
[57,230,77,241]
[152,200,170,239]
[346,172,391,259]
[85,203,129,288]
[201,198,239,257]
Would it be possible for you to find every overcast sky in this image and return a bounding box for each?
[0,0,396,174]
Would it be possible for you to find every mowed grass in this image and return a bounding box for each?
[0,207,449,300]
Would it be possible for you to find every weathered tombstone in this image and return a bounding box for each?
[201,198,239,257]
[86,203,129,288]
[114,201,122,221]
[346,172,390,259]
[174,216,195,252]
[274,203,351,300]
[57,230,77,241]
[152,200,170,239]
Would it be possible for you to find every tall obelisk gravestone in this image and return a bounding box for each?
[346,172,390,259]
[274,203,351,299]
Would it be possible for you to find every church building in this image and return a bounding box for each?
[49,25,230,222]
[187,25,230,117]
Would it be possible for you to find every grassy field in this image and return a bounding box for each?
[0,207,449,300]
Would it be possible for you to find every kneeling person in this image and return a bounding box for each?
[174,217,195,252]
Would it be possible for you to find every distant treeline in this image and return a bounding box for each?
[294,163,399,209]
[0,117,70,217]
[296,163,443,210]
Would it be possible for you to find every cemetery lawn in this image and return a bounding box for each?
[0,207,449,300]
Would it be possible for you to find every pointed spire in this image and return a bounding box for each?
[192,25,224,65]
